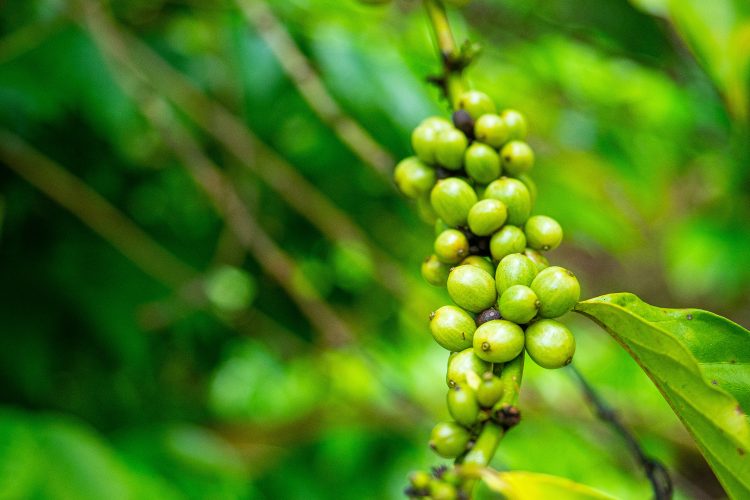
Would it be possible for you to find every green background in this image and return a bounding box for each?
[1,0,748,498]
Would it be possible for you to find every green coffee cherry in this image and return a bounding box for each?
[409,471,432,490]
[411,124,439,165]
[447,384,480,427]
[393,156,436,199]
[457,90,496,120]
[525,319,576,369]
[516,173,537,205]
[483,177,531,226]
[530,266,581,318]
[421,254,451,287]
[524,215,563,251]
[417,194,438,225]
[489,225,526,262]
[429,421,471,458]
[447,265,497,313]
[430,481,458,500]
[434,218,450,237]
[430,178,477,227]
[446,348,490,388]
[464,143,501,184]
[495,253,538,295]
[500,109,527,140]
[500,141,534,177]
[435,128,468,170]
[498,285,539,324]
[460,255,495,277]
[524,248,549,272]
[473,319,525,363]
[476,372,504,408]
[474,113,509,148]
[434,229,469,264]
[467,199,507,237]
[421,116,453,131]
[430,305,476,351]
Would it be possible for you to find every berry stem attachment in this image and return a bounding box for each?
[423,0,467,108]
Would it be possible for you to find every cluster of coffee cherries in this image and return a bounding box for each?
[395,90,581,498]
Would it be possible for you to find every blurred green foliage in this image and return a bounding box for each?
[0,0,748,498]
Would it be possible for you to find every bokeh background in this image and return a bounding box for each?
[1,0,749,498]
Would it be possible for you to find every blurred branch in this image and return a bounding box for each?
[569,365,673,500]
[234,0,394,178]
[74,1,427,307]
[0,129,195,290]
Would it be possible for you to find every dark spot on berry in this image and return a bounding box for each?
[476,308,501,326]
[504,155,511,161]
[731,359,737,364]
[686,314,693,320]
[482,341,491,351]
[711,379,717,385]
[429,311,436,320]
[739,448,745,456]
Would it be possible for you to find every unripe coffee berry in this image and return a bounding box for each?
[483,177,531,226]
[447,384,480,427]
[435,128,468,170]
[417,195,438,225]
[473,319,525,363]
[500,141,534,176]
[524,248,549,272]
[474,113,509,148]
[429,421,471,458]
[495,253,538,295]
[434,218,450,237]
[409,471,432,490]
[421,254,452,287]
[525,319,576,368]
[430,481,458,500]
[460,255,495,277]
[525,215,563,251]
[464,143,500,184]
[447,265,497,313]
[434,229,469,264]
[393,157,436,199]
[498,285,539,324]
[411,124,439,165]
[446,348,490,388]
[476,372,504,408]
[421,116,453,131]
[457,90,496,120]
[430,305,476,351]
[430,178,477,227]
[516,173,537,205]
[489,225,526,262]
[531,266,581,318]
[468,199,508,237]
[500,109,527,140]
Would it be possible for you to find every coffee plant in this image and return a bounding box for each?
[385,0,750,498]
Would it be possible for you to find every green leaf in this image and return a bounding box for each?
[476,469,616,499]
[575,293,750,498]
